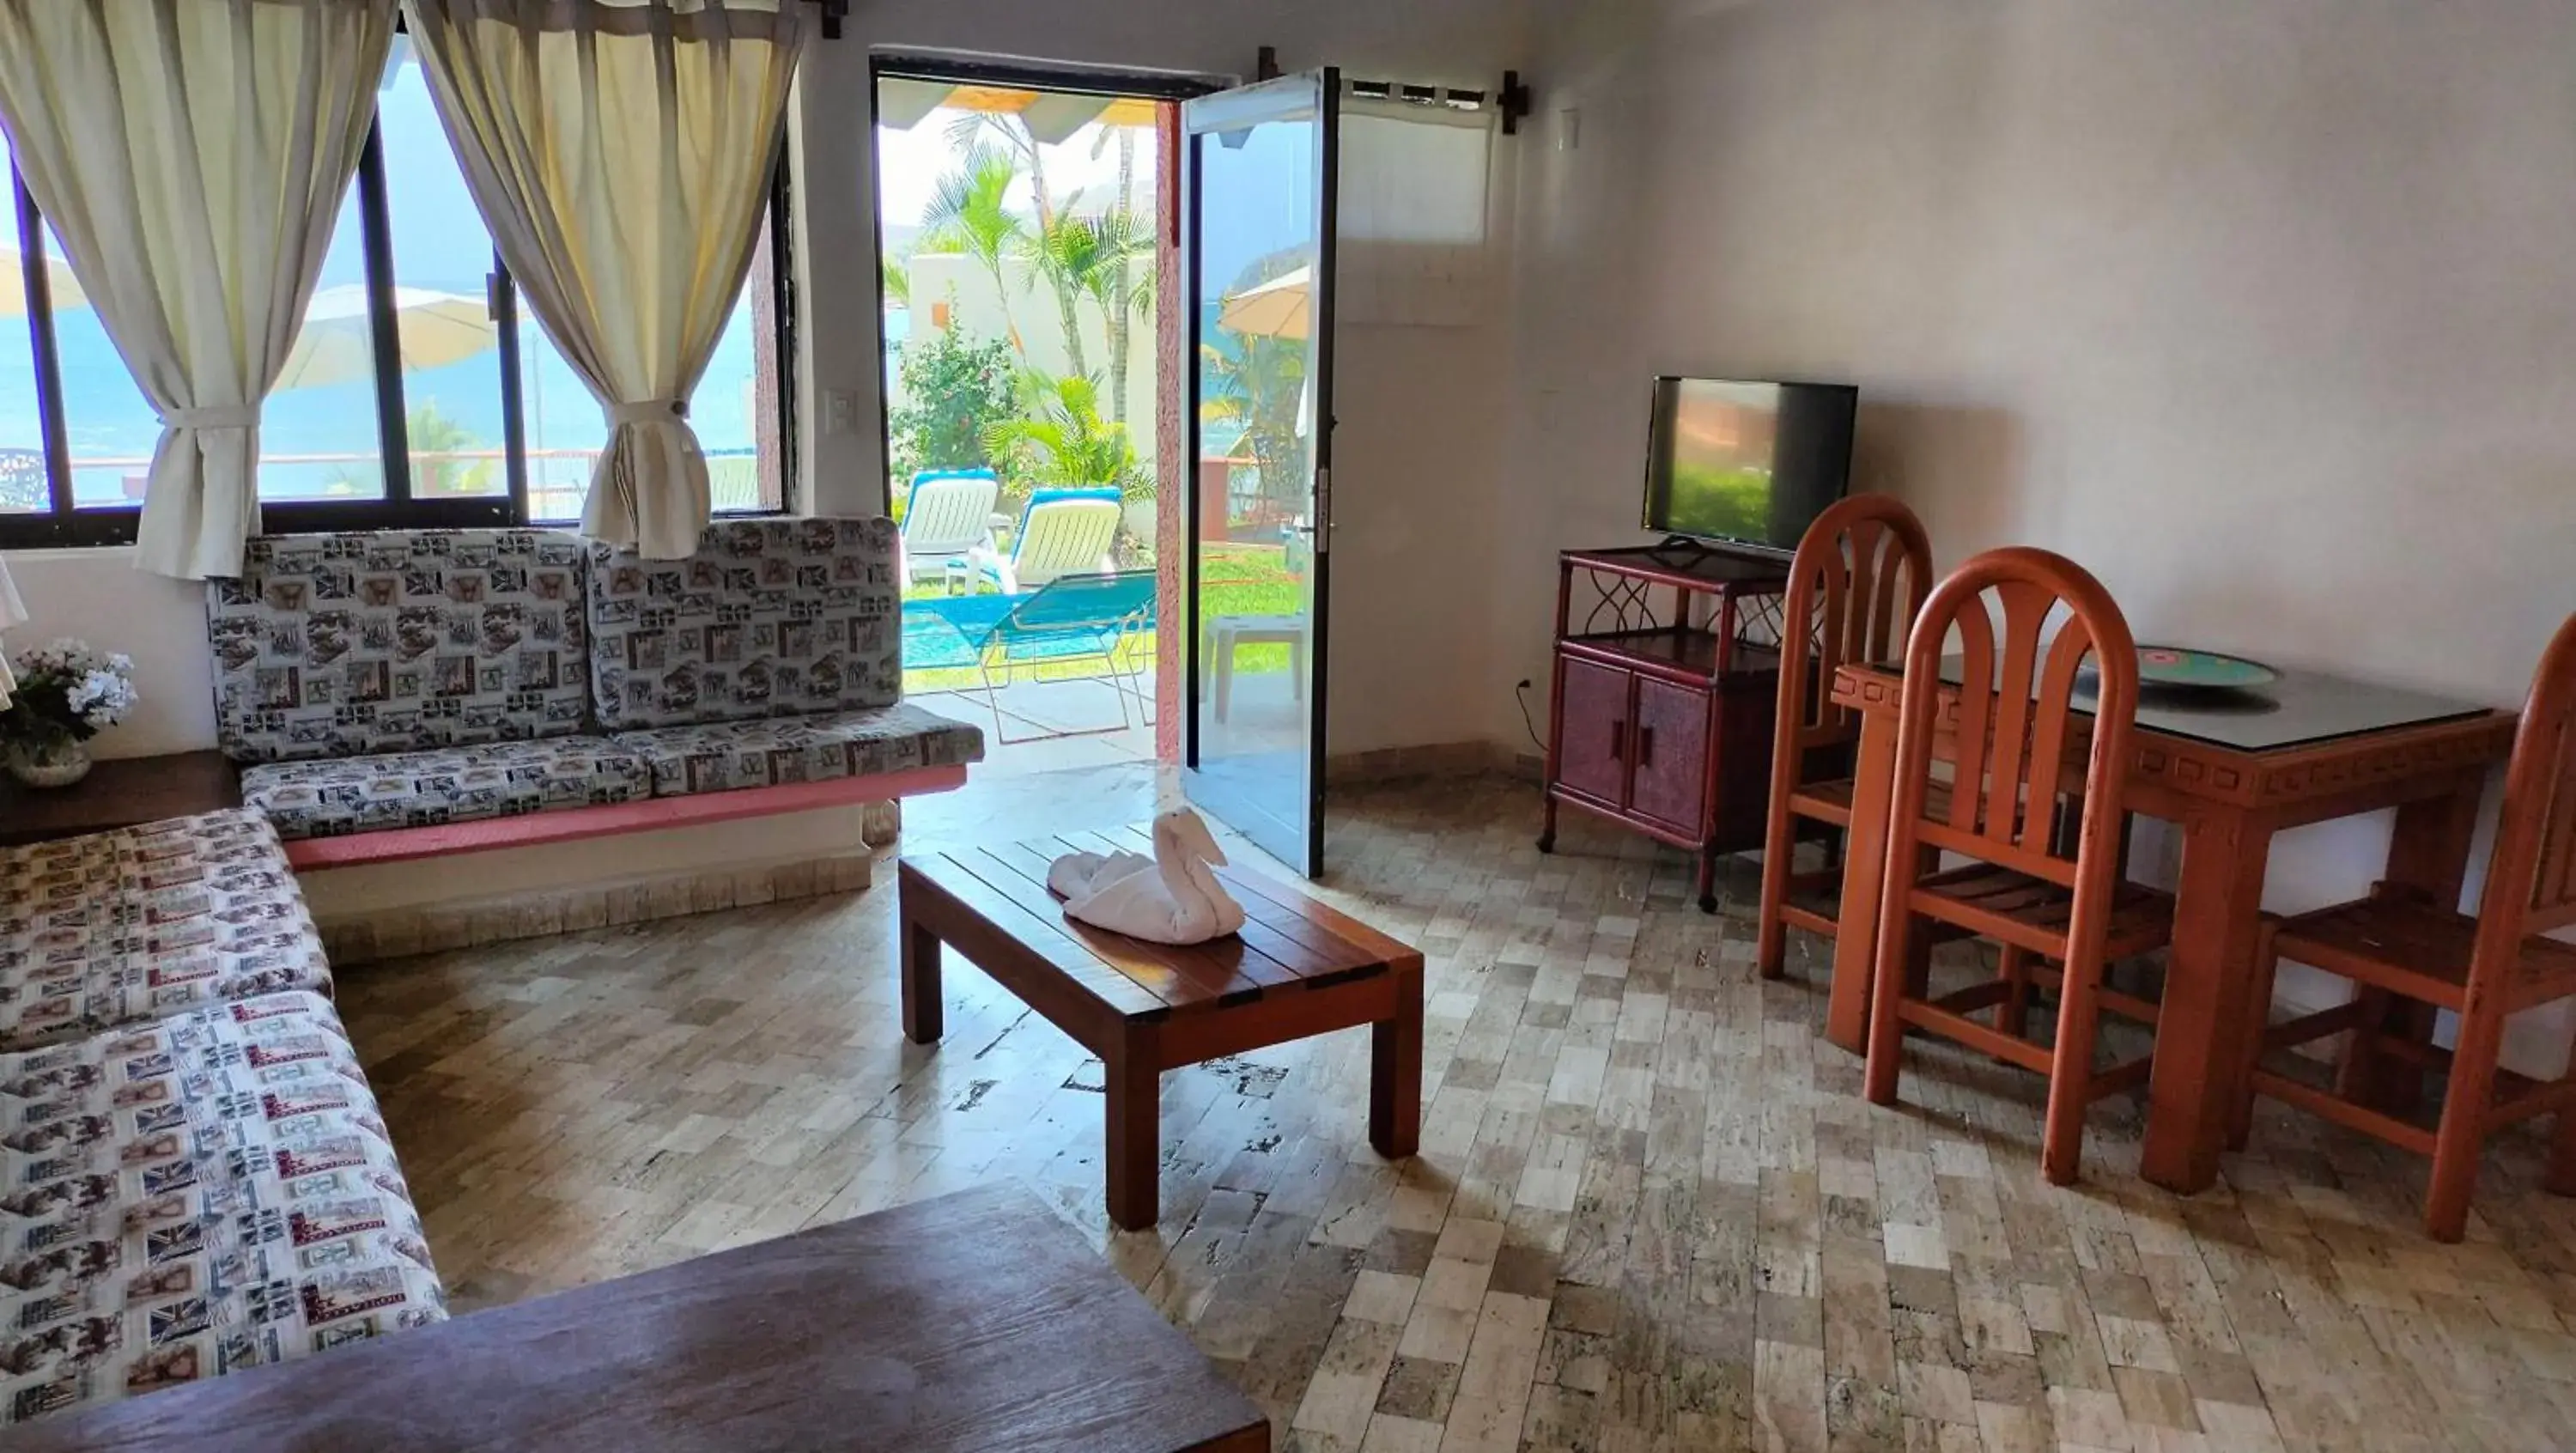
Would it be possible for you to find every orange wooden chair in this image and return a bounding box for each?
[1862,547,2174,1185]
[1755,495,1934,981]
[2233,611,2576,1241]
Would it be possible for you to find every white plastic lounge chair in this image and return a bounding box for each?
[900,470,1003,588]
[971,487,1123,594]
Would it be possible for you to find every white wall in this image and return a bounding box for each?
[4,548,216,759]
[1505,0,2576,1068]
[902,251,1163,455]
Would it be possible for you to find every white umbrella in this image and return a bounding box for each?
[1217,264,1310,341]
[0,244,83,319]
[276,283,497,391]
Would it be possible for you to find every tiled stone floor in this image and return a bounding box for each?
[338,769,2576,1452]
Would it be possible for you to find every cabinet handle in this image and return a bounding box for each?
[1611,720,1626,762]
[1637,725,1656,767]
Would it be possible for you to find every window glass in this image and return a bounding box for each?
[379,49,508,500]
[1,194,46,514]
[33,218,156,511]
[264,185,386,502]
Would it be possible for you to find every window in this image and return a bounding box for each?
[0,40,794,550]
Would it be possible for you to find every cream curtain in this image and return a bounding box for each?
[402,0,808,557]
[0,0,396,580]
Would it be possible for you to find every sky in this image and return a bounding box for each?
[875,109,1151,237]
[874,100,1315,304]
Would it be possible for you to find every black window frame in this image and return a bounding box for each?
[0,126,797,551]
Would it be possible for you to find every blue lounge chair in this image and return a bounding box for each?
[969,486,1123,593]
[900,469,1002,590]
[912,569,1156,745]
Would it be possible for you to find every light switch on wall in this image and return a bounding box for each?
[823,390,855,435]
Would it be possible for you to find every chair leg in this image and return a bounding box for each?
[1862,908,1916,1106]
[1997,945,2033,1042]
[1754,808,1798,982]
[2228,920,2285,1152]
[2039,951,2106,1186]
[1213,629,1235,724]
[2424,1000,2506,1243]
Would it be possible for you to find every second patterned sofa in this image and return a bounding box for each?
[203,519,983,865]
[0,812,447,1428]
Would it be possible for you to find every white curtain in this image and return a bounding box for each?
[401,0,808,557]
[0,0,397,580]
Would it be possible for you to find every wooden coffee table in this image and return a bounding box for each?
[900,830,1423,1231]
[10,1183,1268,1451]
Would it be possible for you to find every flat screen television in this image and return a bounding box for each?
[1641,377,1858,553]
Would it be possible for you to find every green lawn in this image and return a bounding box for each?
[901,542,1304,694]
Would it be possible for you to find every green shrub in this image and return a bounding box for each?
[887,323,1017,486]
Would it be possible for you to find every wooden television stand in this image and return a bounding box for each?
[1537,540,1791,913]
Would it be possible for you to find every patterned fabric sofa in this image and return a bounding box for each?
[205,521,982,844]
[0,815,446,1427]
[0,810,330,1053]
[586,518,985,793]
[0,992,447,1425]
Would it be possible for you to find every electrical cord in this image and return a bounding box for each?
[1514,678,1547,753]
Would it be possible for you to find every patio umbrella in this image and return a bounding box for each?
[275,283,497,391]
[0,244,84,318]
[1217,265,1310,341]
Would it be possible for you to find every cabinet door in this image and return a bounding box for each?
[1555,659,1633,806]
[1630,676,1712,833]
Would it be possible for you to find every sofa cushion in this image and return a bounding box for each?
[586,518,903,730]
[0,810,331,1054]
[208,529,592,763]
[241,737,652,842]
[0,991,446,1425]
[609,702,985,796]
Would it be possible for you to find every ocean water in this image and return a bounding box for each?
[1,49,762,515]
[2,289,761,510]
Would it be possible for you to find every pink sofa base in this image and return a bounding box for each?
[281,765,969,870]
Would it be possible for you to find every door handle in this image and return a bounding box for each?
[1637,726,1656,768]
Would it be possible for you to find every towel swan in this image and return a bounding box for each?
[1047,809,1247,945]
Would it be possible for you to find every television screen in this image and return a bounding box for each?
[1642,378,1857,551]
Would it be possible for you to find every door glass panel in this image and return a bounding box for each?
[1186,72,1334,873]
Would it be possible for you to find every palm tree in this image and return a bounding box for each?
[1093,125,1151,426]
[880,254,911,310]
[405,399,494,496]
[1021,212,1111,380]
[920,144,1026,351]
[1081,210,1156,426]
[982,371,1145,495]
[1199,336,1308,518]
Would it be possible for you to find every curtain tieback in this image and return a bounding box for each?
[606,399,690,428]
[162,404,260,430]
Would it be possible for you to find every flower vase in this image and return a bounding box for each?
[6,736,90,790]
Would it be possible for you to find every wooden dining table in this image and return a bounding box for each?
[1822,658,2518,1194]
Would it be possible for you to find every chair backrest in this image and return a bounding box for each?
[997,569,1158,639]
[1773,495,1933,781]
[2471,613,2576,953]
[1010,487,1124,590]
[205,529,593,763]
[902,470,1000,555]
[1886,546,2139,910]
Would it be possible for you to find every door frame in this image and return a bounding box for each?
[1180,68,1340,876]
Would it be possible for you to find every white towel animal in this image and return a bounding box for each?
[1047,809,1248,945]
